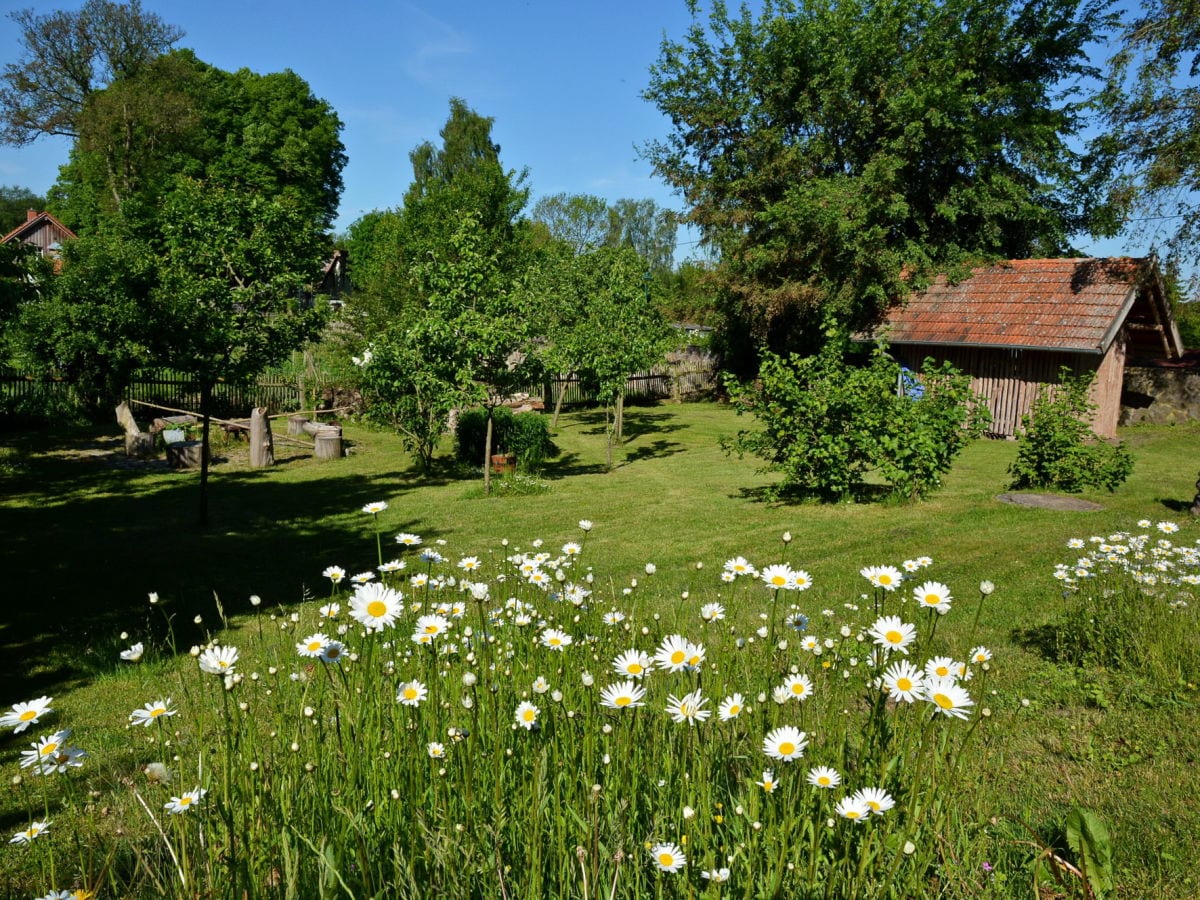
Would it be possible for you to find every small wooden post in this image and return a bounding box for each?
[249,407,274,467]
[288,414,308,436]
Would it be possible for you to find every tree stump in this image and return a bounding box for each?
[288,414,309,436]
[313,426,343,460]
[115,402,156,459]
[166,441,203,470]
[249,407,275,467]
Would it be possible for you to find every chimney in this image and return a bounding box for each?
[27,208,38,222]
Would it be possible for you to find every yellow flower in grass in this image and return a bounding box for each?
[924,676,974,719]
[666,690,711,726]
[0,696,53,734]
[164,787,207,815]
[756,769,778,793]
[869,616,916,654]
[762,725,808,761]
[807,766,841,789]
[649,841,686,873]
[881,660,924,703]
[853,787,896,815]
[835,795,870,822]
[9,819,50,844]
[397,680,428,707]
[717,693,746,721]
[913,580,952,612]
[599,680,646,709]
[782,673,813,701]
[296,633,330,658]
[514,701,540,730]
[861,565,903,591]
[129,699,177,727]
[540,628,572,651]
[349,582,403,631]
[612,649,652,678]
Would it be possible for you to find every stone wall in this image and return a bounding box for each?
[1120,366,1200,425]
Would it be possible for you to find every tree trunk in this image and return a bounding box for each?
[199,380,212,528]
[551,372,569,430]
[249,407,274,467]
[483,407,494,496]
[615,390,625,442]
[605,403,613,472]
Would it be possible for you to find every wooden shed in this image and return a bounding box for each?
[865,258,1184,438]
[0,209,77,267]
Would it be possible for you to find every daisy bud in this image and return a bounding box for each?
[683,806,696,820]
[120,631,129,640]
[602,724,612,734]
[250,595,262,607]
[391,789,400,799]
[238,702,248,711]
[303,706,315,718]
[782,531,792,543]
[194,615,203,625]
[904,841,916,855]
[980,580,995,595]
[463,672,477,686]
[268,666,277,675]
[305,762,315,772]
[290,742,300,752]
[149,592,159,604]
[249,761,259,772]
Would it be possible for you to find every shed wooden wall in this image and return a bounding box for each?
[894,344,1121,438]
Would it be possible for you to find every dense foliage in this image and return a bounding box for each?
[454,406,560,472]
[1008,369,1134,492]
[725,345,988,501]
[644,0,1112,364]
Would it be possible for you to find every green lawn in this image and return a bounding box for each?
[1,402,1197,896]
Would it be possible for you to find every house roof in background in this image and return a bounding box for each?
[869,258,1182,358]
[1,209,77,249]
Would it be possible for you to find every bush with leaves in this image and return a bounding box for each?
[1008,369,1133,493]
[455,406,559,472]
[725,344,987,501]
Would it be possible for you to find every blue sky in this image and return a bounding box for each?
[0,0,709,255]
[0,0,1171,268]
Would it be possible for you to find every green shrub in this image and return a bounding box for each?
[455,406,559,471]
[1008,368,1133,492]
[724,345,988,501]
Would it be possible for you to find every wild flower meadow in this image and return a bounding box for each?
[5,509,1195,898]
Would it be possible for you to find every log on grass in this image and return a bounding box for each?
[249,407,274,467]
[313,425,343,460]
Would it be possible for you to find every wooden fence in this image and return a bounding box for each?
[2,358,718,418]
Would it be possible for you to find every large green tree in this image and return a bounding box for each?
[155,177,328,525]
[644,0,1112,363]
[1096,0,1200,289]
[0,0,182,145]
[0,185,47,233]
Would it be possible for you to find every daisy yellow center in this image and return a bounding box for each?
[932,692,953,709]
[924,593,939,605]
[845,810,862,819]
[778,741,795,755]
[770,576,786,586]
[896,677,913,691]
[935,666,950,676]
[792,684,806,694]
[886,630,903,644]
[879,575,893,585]
[19,710,36,721]
[179,797,192,806]
[817,776,831,785]
[658,853,674,867]
[424,624,438,634]
[150,707,166,717]
[796,577,808,586]
[522,709,536,722]
[729,705,741,715]
[218,660,230,668]
[867,801,881,810]
[403,688,419,700]
[687,655,701,665]
[670,650,686,664]
[615,696,631,707]
[627,663,643,674]
[367,600,388,618]
[40,742,59,756]
[975,654,986,662]
[549,637,561,645]
[308,642,322,651]
[763,780,773,790]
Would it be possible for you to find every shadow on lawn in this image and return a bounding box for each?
[0,431,443,701]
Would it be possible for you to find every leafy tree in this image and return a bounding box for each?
[724,345,987,501]
[14,231,158,416]
[0,240,50,356]
[0,0,182,145]
[604,197,677,274]
[155,177,328,525]
[1096,0,1200,289]
[1008,368,1133,492]
[53,50,345,235]
[531,192,610,254]
[0,185,47,233]
[644,0,1112,363]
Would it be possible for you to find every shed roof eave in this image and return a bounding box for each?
[859,337,1106,355]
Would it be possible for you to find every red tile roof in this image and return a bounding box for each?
[874,258,1148,354]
